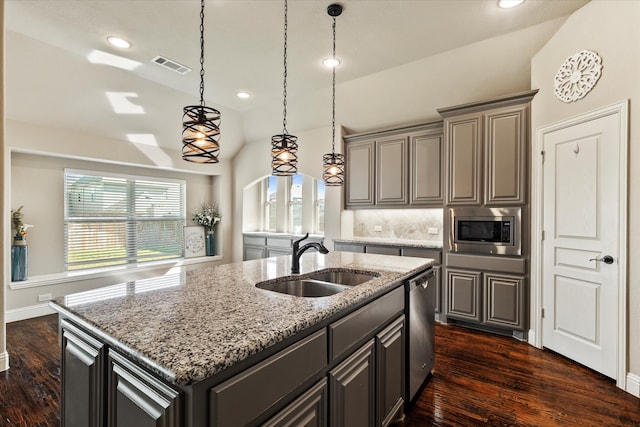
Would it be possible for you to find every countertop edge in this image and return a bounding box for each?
[333,238,443,250]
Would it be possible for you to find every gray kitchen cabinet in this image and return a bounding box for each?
[329,339,376,427]
[346,139,376,206]
[446,268,482,323]
[439,90,537,207]
[483,273,526,330]
[243,234,324,261]
[410,131,444,206]
[366,245,401,256]
[334,242,365,253]
[244,245,267,260]
[61,319,105,427]
[345,122,443,209]
[108,350,181,427]
[376,136,408,206]
[376,316,405,427]
[263,379,328,427]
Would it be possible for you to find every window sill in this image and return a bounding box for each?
[8,255,222,290]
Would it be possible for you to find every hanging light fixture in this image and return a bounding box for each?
[182,0,221,163]
[322,3,345,186]
[271,0,298,176]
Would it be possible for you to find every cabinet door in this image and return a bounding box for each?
[61,319,105,427]
[329,340,375,427]
[346,140,375,206]
[433,265,442,314]
[445,113,483,206]
[366,245,401,256]
[108,350,181,427]
[484,105,528,205]
[243,245,266,260]
[376,136,408,205]
[334,242,365,253]
[263,379,328,427]
[410,132,443,206]
[376,316,405,427]
[446,268,482,322]
[483,273,527,330]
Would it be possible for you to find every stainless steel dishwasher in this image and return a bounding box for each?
[406,268,435,403]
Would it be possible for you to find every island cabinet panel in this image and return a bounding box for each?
[107,350,181,427]
[209,330,327,427]
[376,316,405,427]
[263,379,328,427]
[375,136,408,206]
[329,340,376,427]
[61,319,105,427]
[329,286,404,362]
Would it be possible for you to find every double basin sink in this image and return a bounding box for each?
[256,269,379,298]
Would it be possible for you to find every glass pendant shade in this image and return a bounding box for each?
[271,133,298,176]
[182,105,221,163]
[323,152,345,186]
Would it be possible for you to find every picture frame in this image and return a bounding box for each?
[183,226,206,258]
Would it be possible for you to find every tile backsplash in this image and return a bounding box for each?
[351,209,443,242]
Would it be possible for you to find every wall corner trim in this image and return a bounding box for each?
[626,373,640,398]
[0,352,9,372]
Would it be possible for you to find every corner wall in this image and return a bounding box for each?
[1,0,9,372]
[530,0,640,385]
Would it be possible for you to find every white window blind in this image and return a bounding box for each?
[64,169,186,271]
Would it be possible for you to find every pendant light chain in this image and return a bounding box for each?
[330,15,337,154]
[282,0,289,133]
[199,0,206,107]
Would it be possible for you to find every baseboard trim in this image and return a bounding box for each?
[626,373,640,398]
[0,351,9,372]
[6,303,56,323]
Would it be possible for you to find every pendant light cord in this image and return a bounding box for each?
[331,15,337,155]
[282,0,289,134]
[199,0,206,107]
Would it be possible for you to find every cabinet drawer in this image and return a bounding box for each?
[329,287,404,362]
[267,237,293,248]
[334,242,365,253]
[244,236,266,246]
[401,248,442,264]
[209,329,327,427]
[366,246,401,256]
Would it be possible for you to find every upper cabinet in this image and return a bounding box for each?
[438,90,537,207]
[345,122,443,209]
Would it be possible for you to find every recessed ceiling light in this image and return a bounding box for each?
[236,91,252,99]
[107,36,132,49]
[322,58,341,68]
[498,0,525,9]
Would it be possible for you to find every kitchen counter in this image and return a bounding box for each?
[50,251,432,387]
[333,237,443,249]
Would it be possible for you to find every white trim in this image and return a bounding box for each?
[6,303,56,323]
[0,351,9,372]
[626,373,640,398]
[532,100,629,389]
[527,329,537,347]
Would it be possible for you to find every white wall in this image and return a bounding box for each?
[232,126,344,261]
[530,0,640,380]
[1,0,9,372]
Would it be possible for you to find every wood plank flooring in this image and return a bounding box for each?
[1,315,639,426]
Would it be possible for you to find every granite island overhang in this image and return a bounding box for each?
[50,251,434,426]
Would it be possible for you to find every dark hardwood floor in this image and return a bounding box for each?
[1,315,639,426]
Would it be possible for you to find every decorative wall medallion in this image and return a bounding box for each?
[553,50,603,103]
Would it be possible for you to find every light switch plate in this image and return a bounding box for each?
[374,225,383,232]
[428,227,439,235]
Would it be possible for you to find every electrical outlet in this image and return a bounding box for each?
[374,225,383,232]
[428,227,439,235]
[38,293,52,303]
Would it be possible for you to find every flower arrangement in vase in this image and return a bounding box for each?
[10,206,33,281]
[11,206,34,245]
[193,202,221,256]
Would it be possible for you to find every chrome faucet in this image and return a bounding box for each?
[291,233,329,274]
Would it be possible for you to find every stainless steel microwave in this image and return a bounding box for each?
[448,207,521,256]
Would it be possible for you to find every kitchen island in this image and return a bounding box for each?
[50,251,433,427]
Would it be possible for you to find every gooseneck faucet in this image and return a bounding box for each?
[291,233,329,274]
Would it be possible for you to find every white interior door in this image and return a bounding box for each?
[541,110,624,380]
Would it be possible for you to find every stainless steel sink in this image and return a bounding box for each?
[255,269,379,297]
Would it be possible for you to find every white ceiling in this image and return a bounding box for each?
[5,0,589,160]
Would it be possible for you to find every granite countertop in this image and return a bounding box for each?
[333,237,443,250]
[50,252,432,387]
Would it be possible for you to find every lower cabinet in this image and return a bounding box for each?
[446,268,526,331]
[375,317,405,427]
[263,379,328,427]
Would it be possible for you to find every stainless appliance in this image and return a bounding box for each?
[449,207,522,256]
[406,268,435,403]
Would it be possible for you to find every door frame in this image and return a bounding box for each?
[531,100,629,389]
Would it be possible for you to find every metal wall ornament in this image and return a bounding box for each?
[553,50,603,103]
[272,0,298,176]
[322,3,345,186]
[182,0,222,163]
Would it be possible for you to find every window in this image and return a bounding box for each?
[264,176,277,232]
[64,169,186,271]
[315,180,325,233]
[289,174,303,234]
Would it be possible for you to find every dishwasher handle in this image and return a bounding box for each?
[409,269,434,291]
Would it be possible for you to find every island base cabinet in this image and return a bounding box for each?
[376,317,405,427]
[329,340,376,427]
[108,350,182,427]
[263,379,328,427]
[61,319,106,427]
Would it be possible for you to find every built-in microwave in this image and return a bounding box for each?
[448,207,521,256]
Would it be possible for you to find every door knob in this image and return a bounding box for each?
[589,255,614,264]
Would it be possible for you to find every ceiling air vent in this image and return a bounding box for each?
[151,55,192,75]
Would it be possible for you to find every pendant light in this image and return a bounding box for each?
[322,4,345,186]
[271,0,298,176]
[182,0,221,163]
